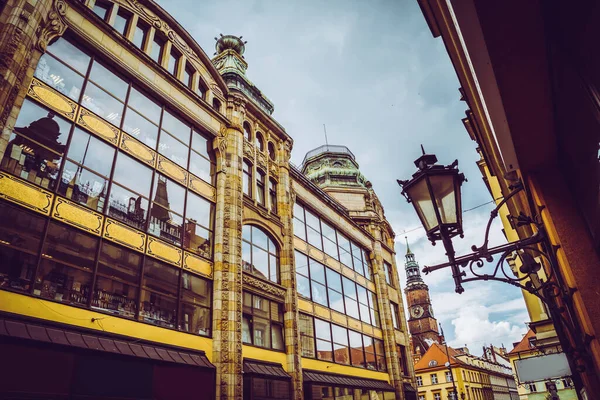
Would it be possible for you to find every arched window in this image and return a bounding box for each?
[255,132,264,151]
[243,121,252,141]
[256,169,266,206]
[269,178,277,213]
[268,142,276,161]
[242,225,279,283]
[243,159,252,197]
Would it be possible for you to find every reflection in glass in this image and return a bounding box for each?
[242,316,251,343]
[297,275,310,298]
[34,54,84,101]
[186,191,212,227]
[46,38,91,74]
[88,62,128,100]
[242,225,278,283]
[192,131,209,155]
[162,110,190,144]
[82,82,124,125]
[189,151,212,183]
[58,161,108,212]
[36,259,92,305]
[123,107,158,149]
[253,317,270,348]
[349,331,364,367]
[1,100,71,190]
[0,247,38,293]
[113,152,152,196]
[128,87,161,124]
[317,339,333,362]
[180,272,211,336]
[299,313,315,357]
[158,130,188,167]
[184,220,211,259]
[113,9,130,36]
[107,184,148,230]
[271,324,284,350]
[67,128,114,177]
[140,259,178,328]
[133,22,148,49]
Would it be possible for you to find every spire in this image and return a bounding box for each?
[405,236,413,255]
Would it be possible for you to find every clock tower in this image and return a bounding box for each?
[403,238,442,360]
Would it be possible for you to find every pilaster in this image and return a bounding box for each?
[371,239,404,400]
[0,0,67,159]
[278,140,303,399]
[212,94,246,400]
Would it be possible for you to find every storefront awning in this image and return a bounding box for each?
[243,359,290,378]
[303,370,395,391]
[0,317,214,369]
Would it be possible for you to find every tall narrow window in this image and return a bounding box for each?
[132,20,148,49]
[384,261,394,287]
[269,178,277,213]
[391,302,400,329]
[255,132,264,151]
[113,8,131,36]
[299,313,315,357]
[242,292,284,350]
[256,170,266,206]
[243,159,252,197]
[196,82,206,99]
[167,48,180,75]
[183,62,194,88]
[150,34,165,64]
[242,225,279,283]
[268,142,276,161]
[212,98,221,112]
[92,0,110,20]
[243,121,252,141]
[293,203,306,241]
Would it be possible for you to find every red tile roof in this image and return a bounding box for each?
[508,329,535,355]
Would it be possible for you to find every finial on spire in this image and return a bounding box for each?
[405,236,412,255]
[421,144,426,155]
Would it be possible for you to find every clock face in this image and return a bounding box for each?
[411,305,424,319]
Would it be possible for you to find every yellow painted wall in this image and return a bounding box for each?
[0,291,214,359]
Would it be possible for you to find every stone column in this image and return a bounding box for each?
[278,140,303,399]
[0,0,67,159]
[212,94,246,400]
[370,233,404,400]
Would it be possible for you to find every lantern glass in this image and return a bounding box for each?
[407,177,438,231]
[430,174,458,224]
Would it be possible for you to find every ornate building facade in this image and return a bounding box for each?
[0,1,415,399]
[403,241,442,361]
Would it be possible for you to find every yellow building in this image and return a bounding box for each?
[415,0,600,397]
[414,344,518,400]
[0,0,416,399]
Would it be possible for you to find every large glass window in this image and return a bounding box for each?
[36,221,97,306]
[1,100,71,190]
[140,258,178,328]
[242,225,279,283]
[0,203,45,293]
[180,271,211,335]
[301,315,386,371]
[242,292,284,350]
[184,191,213,259]
[148,174,185,245]
[294,202,371,279]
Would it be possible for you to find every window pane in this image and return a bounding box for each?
[82,82,124,126]
[334,343,350,365]
[295,251,308,276]
[328,289,345,313]
[167,51,178,75]
[357,286,368,305]
[253,316,270,348]
[332,325,348,345]
[0,247,38,293]
[309,260,325,284]
[127,88,161,124]
[150,36,164,64]
[43,222,97,270]
[34,54,84,101]
[58,162,108,212]
[326,268,341,291]
[88,61,128,101]
[314,319,331,341]
[0,203,45,252]
[252,226,269,251]
[67,128,114,177]
[349,331,364,367]
[92,1,109,20]
[342,277,356,299]
[185,191,212,228]
[180,272,211,336]
[162,110,190,144]
[305,210,320,231]
[242,316,251,343]
[46,38,91,74]
[97,241,141,284]
[251,247,269,280]
[36,259,92,305]
[158,131,188,168]
[307,226,322,250]
[293,218,306,241]
[132,23,147,49]
[323,237,338,259]
[296,274,310,298]
[189,151,212,183]
[149,204,183,245]
[93,275,137,317]
[316,339,333,362]
[191,131,209,156]
[359,304,371,324]
[269,254,278,283]
[242,225,252,241]
[140,259,178,328]
[113,152,152,196]
[339,247,353,269]
[345,298,359,320]
[311,282,327,306]
[271,324,284,350]
[113,10,129,35]
[15,99,72,148]
[107,183,148,230]
[123,108,159,149]
[299,313,315,357]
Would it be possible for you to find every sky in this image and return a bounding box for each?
[158,0,529,355]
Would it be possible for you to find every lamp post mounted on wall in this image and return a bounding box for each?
[397,148,590,397]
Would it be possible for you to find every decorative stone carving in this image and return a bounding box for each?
[242,273,286,298]
[36,0,68,52]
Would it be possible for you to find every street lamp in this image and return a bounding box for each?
[397,146,466,293]
[397,148,590,395]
